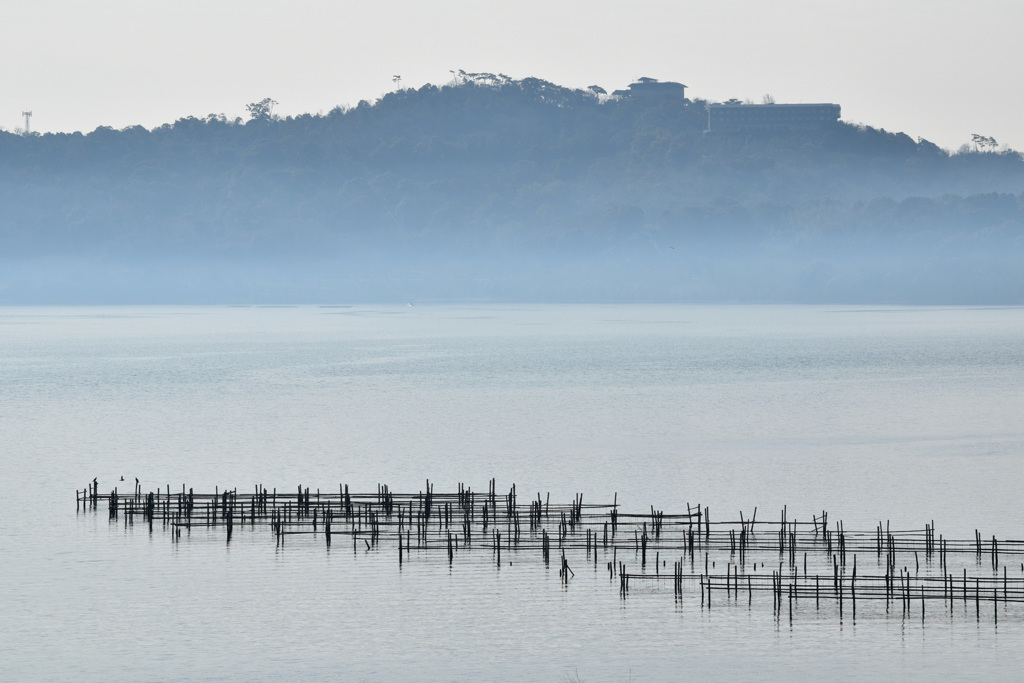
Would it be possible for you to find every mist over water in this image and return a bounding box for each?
[3,304,1023,680]
[3,77,1023,305]
[4,16,1024,682]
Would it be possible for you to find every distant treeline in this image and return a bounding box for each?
[1,74,1023,303]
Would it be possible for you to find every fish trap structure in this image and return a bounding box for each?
[78,478,1024,624]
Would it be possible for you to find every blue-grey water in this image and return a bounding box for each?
[3,304,1024,681]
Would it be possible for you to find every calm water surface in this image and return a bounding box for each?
[2,304,1024,681]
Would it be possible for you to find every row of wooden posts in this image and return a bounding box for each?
[79,479,1024,622]
[637,557,1022,625]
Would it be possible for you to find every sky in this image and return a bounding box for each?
[3,0,1022,152]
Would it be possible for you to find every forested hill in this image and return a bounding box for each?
[2,74,1023,303]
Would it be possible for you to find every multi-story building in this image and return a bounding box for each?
[612,77,687,100]
[708,102,841,132]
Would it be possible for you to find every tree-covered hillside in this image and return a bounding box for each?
[2,74,1023,303]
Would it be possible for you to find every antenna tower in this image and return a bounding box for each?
[22,111,32,135]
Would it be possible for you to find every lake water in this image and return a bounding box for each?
[2,304,1024,681]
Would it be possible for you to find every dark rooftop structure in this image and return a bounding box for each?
[708,102,841,132]
[612,77,687,100]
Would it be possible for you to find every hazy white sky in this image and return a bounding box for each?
[3,0,1022,151]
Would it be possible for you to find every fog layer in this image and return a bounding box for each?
[2,75,1023,303]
